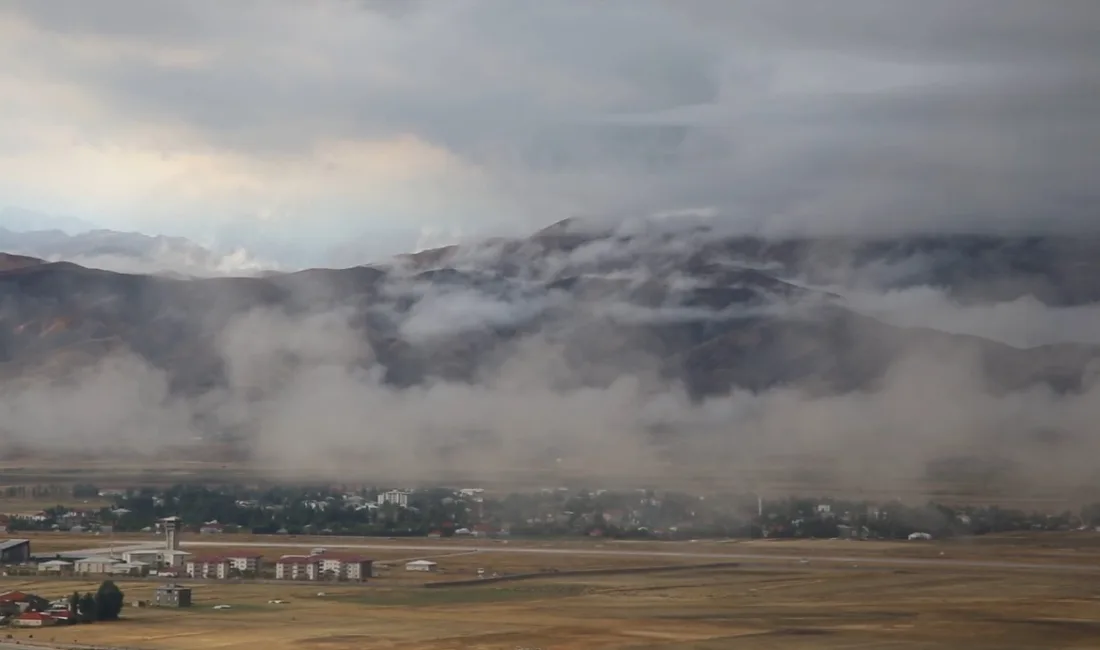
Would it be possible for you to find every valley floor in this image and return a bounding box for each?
[2,532,1100,649]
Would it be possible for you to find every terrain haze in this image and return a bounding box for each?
[1,1,1098,498]
[2,222,1100,500]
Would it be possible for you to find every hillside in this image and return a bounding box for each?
[1,224,1097,400]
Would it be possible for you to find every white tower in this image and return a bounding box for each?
[160,516,182,552]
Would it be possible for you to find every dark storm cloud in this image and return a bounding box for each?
[2,0,1099,239]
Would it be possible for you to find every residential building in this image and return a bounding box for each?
[377,490,410,507]
[274,553,371,581]
[226,554,263,574]
[316,554,373,582]
[0,539,30,564]
[153,584,192,608]
[405,560,438,572]
[342,557,373,581]
[275,555,322,581]
[186,557,230,579]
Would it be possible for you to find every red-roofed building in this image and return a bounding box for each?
[185,557,231,580]
[275,555,322,581]
[12,611,57,627]
[185,553,263,579]
[275,553,372,582]
[0,591,28,604]
[226,553,262,574]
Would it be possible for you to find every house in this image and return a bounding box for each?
[377,490,410,507]
[74,557,121,575]
[405,560,438,572]
[275,555,322,581]
[153,584,192,608]
[12,611,57,627]
[186,557,231,579]
[0,539,31,564]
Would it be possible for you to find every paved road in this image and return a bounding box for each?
[174,540,1100,574]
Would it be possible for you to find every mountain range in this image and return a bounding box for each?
[1,219,1097,404]
[0,225,270,277]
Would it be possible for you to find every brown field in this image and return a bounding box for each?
[1,533,1100,649]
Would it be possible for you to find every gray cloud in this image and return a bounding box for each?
[2,0,1096,256]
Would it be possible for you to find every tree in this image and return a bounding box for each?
[78,592,97,622]
[94,580,125,621]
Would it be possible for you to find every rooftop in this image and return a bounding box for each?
[189,553,262,563]
[0,539,30,551]
[156,583,190,591]
[75,556,120,564]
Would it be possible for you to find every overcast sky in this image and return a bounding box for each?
[1,0,1097,264]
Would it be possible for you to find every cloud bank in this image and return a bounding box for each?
[0,1,1097,264]
[3,252,1100,497]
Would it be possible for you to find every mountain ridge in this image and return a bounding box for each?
[2,226,1098,401]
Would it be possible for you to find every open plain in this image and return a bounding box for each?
[1,532,1100,649]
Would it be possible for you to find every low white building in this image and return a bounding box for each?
[123,550,161,566]
[405,560,438,572]
[74,557,121,574]
[37,560,72,573]
[377,490,410,507]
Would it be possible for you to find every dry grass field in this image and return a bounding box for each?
[1,562,1098,649]
[0,534,1099,649]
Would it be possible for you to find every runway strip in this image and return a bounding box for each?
[171,540,1100,574]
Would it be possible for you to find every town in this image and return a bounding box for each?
[2,483,1094,543]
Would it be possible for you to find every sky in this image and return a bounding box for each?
[0,0,1098,266]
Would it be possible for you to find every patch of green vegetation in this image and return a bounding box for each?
[335,583,587,607]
